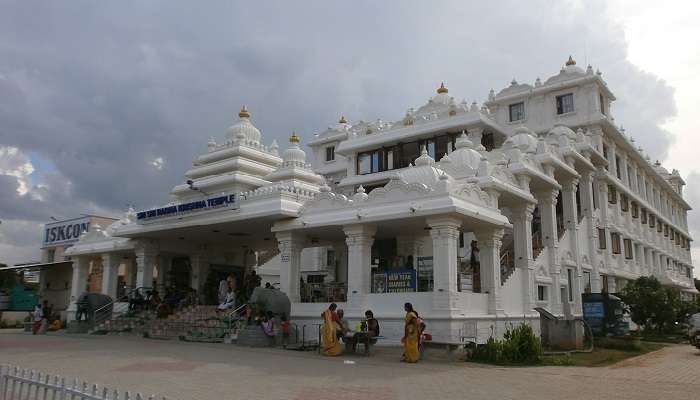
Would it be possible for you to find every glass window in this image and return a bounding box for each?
[598,228,606,249]
[608,185,617,204]
[426,140,436,160]
[401,141,420,168]
[537,285,548,301]
[600,93,606,115]
[358,153,371,175]
[326,249,336,267]
[386,150,394,170]
[583,271,592,293]
[641,209,647,224]
[611,233,621,254]
[509,102,525,122]
[371,151,380,173]
[325,146,335,162]
[435,135,450,161]
[556,93,574,114]
[624,238,633,260]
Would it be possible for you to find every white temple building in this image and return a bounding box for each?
[60,56,697,342]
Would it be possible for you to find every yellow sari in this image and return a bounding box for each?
[403,311,420,363]
[321,309,343,356]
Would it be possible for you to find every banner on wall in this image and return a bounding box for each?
[386,269,416,293]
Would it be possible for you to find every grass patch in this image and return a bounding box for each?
[542,342,664,367]
[640,334,686,344]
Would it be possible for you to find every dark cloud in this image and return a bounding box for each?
[0,0,682,264]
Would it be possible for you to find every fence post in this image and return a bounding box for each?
[59,377,67,400]
[0,365,7,400]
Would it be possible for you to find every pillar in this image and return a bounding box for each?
[512,204,536,314]
[343,224,376,309]
[276,231,304,303]
[100,253,120,299]
[189,253,208,299]
[561,178,583,315]
[475,229,504,315]
[428,217,461,293]
[134,241,158,290]
[67,256,90,320]
[535,188,562,314]
[580,172,601,292]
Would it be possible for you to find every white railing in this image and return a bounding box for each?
[0,366,165,400]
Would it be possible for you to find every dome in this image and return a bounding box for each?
[398,165,449,187]
[431,82,453,105]
[446,133,482,170]
[653,160,669,175]
[281,133,306,166]
[544,56,587,85]
[414,147,436,167]
[548,125,576,140]
[504,126,538,152]
[226,106,262,143]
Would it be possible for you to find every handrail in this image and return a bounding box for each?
[227,303,248,333]
[90,286,153,326]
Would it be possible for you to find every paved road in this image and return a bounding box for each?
[1,331,698,400]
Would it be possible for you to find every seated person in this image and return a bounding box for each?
[217,288,236,313]
[156,301,172,319]
[355,310,380,354]
[148,290,162,311]
[261,311,276,338]
[336,309,351,339]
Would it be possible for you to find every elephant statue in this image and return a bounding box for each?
[248,287,291,318]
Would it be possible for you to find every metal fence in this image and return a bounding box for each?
[0,366,165,400]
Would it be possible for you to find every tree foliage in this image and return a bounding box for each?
[0,268,19,290]
[620,276,698,333]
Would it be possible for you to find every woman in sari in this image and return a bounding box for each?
[401,302,421,363]
[321,303,343,356]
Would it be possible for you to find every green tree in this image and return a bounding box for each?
[619,276,680,333]
[0,267,19,290]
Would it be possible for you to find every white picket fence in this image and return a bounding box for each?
[0,366,166,400]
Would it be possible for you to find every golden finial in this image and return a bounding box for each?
[238,105,250,118]
[565,55,576,66]
[289,132,300,144]
[437,82,448,94]
[339,115,347,124]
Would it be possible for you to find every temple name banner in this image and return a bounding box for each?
[137,194,238,222]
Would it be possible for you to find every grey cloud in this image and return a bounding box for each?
[0,0,682,263]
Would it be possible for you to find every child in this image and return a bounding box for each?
[281,314,290,348]
[261,311,276,339]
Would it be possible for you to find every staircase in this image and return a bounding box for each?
[148,305,240,341]
[500,231,515,285]
[257,248,280,266]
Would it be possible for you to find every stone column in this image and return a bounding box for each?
[100,253,120,299]
[535,189,562,314]
[67,256,90,320]
[580,172,601,293]
[189,253,208,300]
[343,224,376,309]
[512,204,536,314]
[475,229,505,315]
[276,231,304,303]
[561,178,583,314]
[134,241,158,290]
[156,255,171,294]
[427,217,461,294]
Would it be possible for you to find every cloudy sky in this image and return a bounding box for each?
[0,0,698,275]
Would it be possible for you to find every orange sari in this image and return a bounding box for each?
[403,311,420,363]
[321,309,342,356]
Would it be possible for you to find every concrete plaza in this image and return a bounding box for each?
[1,330,698,400]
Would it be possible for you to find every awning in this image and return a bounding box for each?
[0,260,73,272]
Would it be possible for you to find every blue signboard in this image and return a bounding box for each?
[137,194,237,222]
[386,269,417,293]
[583,302,605,318]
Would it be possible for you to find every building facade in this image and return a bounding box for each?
[60,57,697,342]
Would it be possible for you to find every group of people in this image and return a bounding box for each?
[128,287,198,319]
[216,271,263,313]
[320,304,382,357]
[320,302,424,362]
[31,300,61,334]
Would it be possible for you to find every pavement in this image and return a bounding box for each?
[1,330,699,400]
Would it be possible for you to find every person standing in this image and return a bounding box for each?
[321,303,342,356]
[401,302,420,363]
[31,304,43,335]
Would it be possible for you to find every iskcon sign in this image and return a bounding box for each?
[43,216,91,247]
[136,194,238,222]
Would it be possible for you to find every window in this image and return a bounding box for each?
[537,285,548,301]
[600,93,606,115]
[608,185,617,204]
[325,146,335,162]
[326,249,336,267]
[624,238,633,260]
[459,232,464,248]
[567,269,574,302]
[611,233,621,254]
[657,221,663,233]
[602,275,609,293]
[641,209,648,224]
[358,153,371,174]
[509,102,525,122]
[649,214,656,228]
[603,145,609,171]
[481,132,495,152]
[598,228,607,249]
[47,249,55,263]
[615,156,622,179]
[583,271,592,293]
[631,202,639,218]
[556,93,574,115]
[664,224,669,237]
[620,194,629,212]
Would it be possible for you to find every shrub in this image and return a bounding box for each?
[471,323,542,364]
